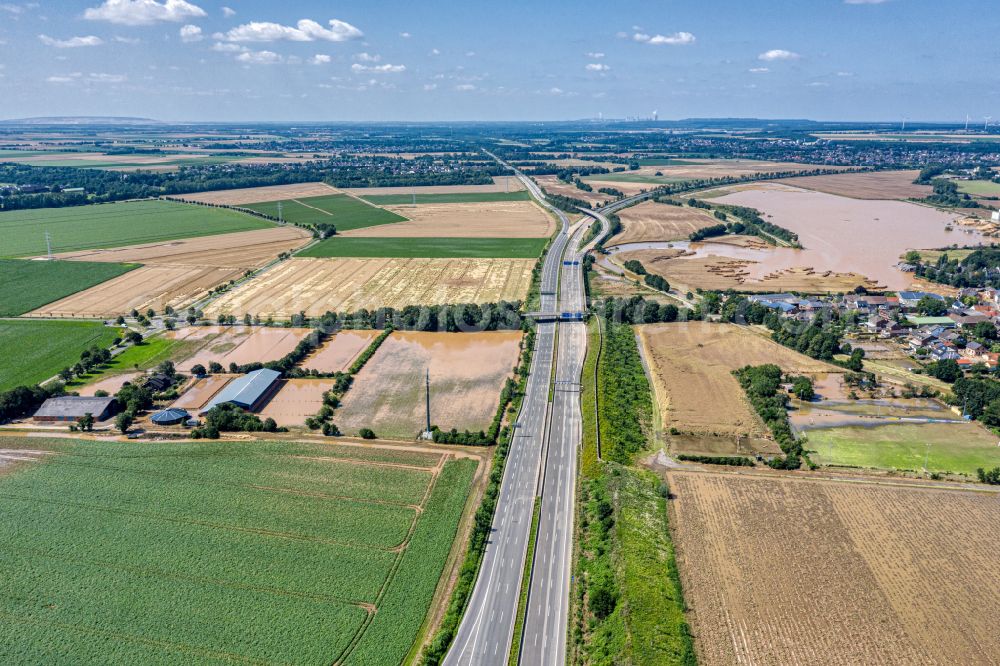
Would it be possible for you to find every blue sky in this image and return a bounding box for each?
[0,0,997,122]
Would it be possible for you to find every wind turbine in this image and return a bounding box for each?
[901,116,908,132]
[986,116,993,132]
[965,114,971,132]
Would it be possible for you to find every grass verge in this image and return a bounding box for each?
[508,497,541,666]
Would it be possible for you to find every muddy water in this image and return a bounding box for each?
[259,379,330,427]
[78,372,141,396]
[389,331,523,379]
[303,330,379,373]
[175,327,313,372]
[713,184,982,290]
[170,375,234,410]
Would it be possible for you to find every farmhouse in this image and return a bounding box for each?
[199,368,281,415]
[33,396,118,422]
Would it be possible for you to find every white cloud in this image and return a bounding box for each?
[84,0,206,26]
[310,54,331,64]
[353,52,380,62]
[88,72,127,83]
[455,83,475,91]
[749,67,770,73]
[633,31,695,46]
[465,51,476,57]
[430,48,440,56]
[211,42,244,53]
[807,81,830,87]
[836,71,854,76]
[221,5,234,16]
[179,24,202,42]
[351,62,405,73]
[236,49,282,65]
[39,34,104,48]
[586,51,605,59]
[217,18,362,43]
[758,49,800,61]
[585,63,610,72]
[47,71,127,83]
[47,74,80,83]
[113,35,140,44]
[423,83,437,91]
[399,31,411,38]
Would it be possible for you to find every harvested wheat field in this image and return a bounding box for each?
[176,182,340,205]
[668,471,1000,666]
[610,201,719,244]
[336,331,522,439]
[48,227,311,267]
[342,176,524,196]
[302,330,379,373]
[203,257,535,319]
[169,374,234,411]
[343,201,554,238]
[258,379,330,427]
[26,264,246,318]
[781,169,932,200]
[638,322,835,438]
[172,326,314,372]
[534,175,609,206]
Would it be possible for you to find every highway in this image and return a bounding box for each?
[443,160,571,666]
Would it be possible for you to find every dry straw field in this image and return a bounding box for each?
[202,257,535,319]
[610,201,719,244]
[336,331,522,439]
[344,201,554,238]
[177,182,340,205]
[669,472,1000,666]
[781,169,932,200]
[28,228,311,317]
[638,322,835,438]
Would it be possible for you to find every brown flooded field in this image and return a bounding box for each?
[27,264,246,318]
[202,257,535,319]
[77,372,141,396]
[343,201,555,238]
[170,375,234,410]
[669,472,1000,666]
[302,330,379,373]
[177,182,340,205]
[611,201,721,244]
[336,331,522,439]
[342,175,524,195]
[258,379,330,427]
[702,183,977,291]
[781,169,932,199]
[47,227,311,267]
[172,326,313,372]
[638,322,835,439]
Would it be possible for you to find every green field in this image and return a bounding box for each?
[808,421,1000,476]
[0,200,271,258]
[0,259,137,316]
[584,172,687,185]
[243,194,407,231]
[0,437,475,664]
[299,236,546,258]
[0,320,119,391]
[71,335,194,388]
[361,191,531,205]
[0,154,237,170]
[956,179,1000,196]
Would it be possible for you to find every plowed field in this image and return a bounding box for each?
[669,471,1000,666]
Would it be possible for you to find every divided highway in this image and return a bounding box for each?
[446,154,651,665]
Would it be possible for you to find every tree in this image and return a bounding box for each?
[191,364,207,377]
[77,413,95,432]
[928,358,962,383]
[359,428,377,439]
[157,360,176,378]
[973,321,998,341]
[791,376,815,401]
[115,412,133,434]
[916,295,948,316]
[904,250,921,263]
[208,361,224,373]
[125,330,143,345]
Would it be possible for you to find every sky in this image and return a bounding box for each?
[0,0,998,123]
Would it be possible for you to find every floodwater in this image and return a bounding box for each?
[258,379,331,427]
[302,330,379,373]
[712,184,982,290]
[175,327,313,372]
[77,372,141,396]
[170,375,234,410]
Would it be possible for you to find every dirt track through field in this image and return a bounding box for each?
[342,201,554,238]
[202,257,535,319]
[669,471,1000,666]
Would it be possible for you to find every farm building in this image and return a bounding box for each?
[199,368,281,415]
[150,408,190,426]
[33,396,118,423]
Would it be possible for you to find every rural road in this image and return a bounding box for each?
[445,156,652,665]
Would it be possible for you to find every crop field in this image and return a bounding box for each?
[343,201,555,238]
[610,201,719,244]
[0,436,477,665]
[0,259,137,316]
[342,176,525,196]
[781,169,932,199]
[807,421,1000,475]
[2,151,239,171]
[171,326,313,372]
[302,330,380,373]
[299,236,547,258]
[0,320,119,391]
[361,191,531,205]
[668,471,1000,665]
[336,331,522,439]
[243,194,407,231]
[0,200,271,258]
[534,175,609,206]
[957,179,1000,196]
[258,379,331,427]
[202,257,535,319]
[637,322,835,440]
[177,182,340,205]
